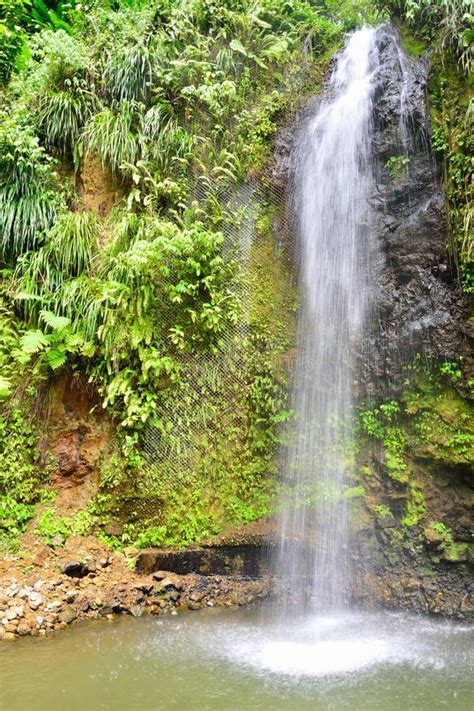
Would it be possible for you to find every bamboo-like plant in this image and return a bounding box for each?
[13,211,100,324]
[37,77,98,156]
[103,43,156,105]
[81,100,144,176]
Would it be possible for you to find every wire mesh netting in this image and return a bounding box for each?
[134,50,318,520]
[135,181,291,520]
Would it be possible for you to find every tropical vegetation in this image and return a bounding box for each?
[0,0,471,551]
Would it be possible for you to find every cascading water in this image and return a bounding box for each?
[277,27,379,610]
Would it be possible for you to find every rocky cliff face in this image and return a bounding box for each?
[366,26,469,397]
[270,25,473,618]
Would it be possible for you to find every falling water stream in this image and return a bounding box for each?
[278,26,378,610]
[1,28,472,710]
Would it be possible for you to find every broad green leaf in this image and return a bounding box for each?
[229,39,249,57]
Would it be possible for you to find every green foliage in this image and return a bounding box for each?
[374,504,392,518]
[385,154,410,180]
[247,332,290,454]
[103,42,155,104]
[37,76,98,156]
[81,101,144,176]
[36,507,93,544]
[359,400,408,481]
[429,63,472,291]
[0,109,62,260]
[439,359,462,383]
[22,28,92,94]
[0,21,24,85]
[0,496,35,551]
[403,359,474,464]
[0,405,44,551]
[0,408,41,503]
[401,483,426,526]
[19,309,86,371]
[381,0,473,73]
[0,0,361,548]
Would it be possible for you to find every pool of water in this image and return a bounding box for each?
[1,607,473,710]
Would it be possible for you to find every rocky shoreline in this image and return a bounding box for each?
[1,529,472,642]
[0,536,269,642]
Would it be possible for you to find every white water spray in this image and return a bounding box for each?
[277,27,379,609]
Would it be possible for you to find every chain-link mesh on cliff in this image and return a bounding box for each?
[135,53,318,521]
[136,180,294,520]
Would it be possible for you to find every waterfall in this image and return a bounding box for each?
[277,27,379,610]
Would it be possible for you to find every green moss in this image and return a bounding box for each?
[374,504,392,519]
[342,485,365,499]
[401,29,427,57]
[401,484,426,527]
[442,542,468,562]
[403,376,474,465]
[428,52,473,292]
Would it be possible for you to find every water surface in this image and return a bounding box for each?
[2,607,472,710]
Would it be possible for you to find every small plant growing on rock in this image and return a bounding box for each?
[385,154,410,180]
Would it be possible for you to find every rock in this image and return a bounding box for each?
[28,592,43,610]
[99,606,114,617]
[99,558,110,568]
[129,605,143,618]
[84,557,97,573]
[152,571,168,581]
[51,535,64,547]
[61,562,92,579]
[153,578,181,596]
[5,606,23,621]
[45,601,62,612]
[59,606,76,625]
[17,622,30,636]
[104,522,123,537]
[377,514,397,530]
[3,632,16,641]
[187,601,201,611]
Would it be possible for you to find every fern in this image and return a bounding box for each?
[39,310,71,331]
[20,329,49,354]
